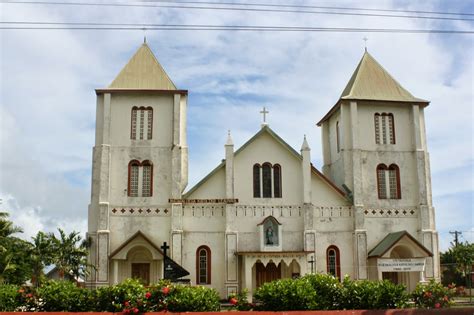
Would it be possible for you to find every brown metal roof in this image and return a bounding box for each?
[317,51,429,126]
[106,43,177,90]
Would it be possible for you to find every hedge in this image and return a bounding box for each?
[0,279,220,312]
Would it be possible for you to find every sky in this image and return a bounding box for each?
[0,0,473,253]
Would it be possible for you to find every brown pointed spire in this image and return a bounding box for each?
[108,43,176,90]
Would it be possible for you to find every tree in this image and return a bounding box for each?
[440,241,474,287]
[0,212,32,284]
[49,228,92,282]
[30,231,54,287]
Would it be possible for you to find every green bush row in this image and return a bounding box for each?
[0,276,456,312]
[0,279,220,312]
[253,274,455,310]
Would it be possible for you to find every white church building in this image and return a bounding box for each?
[86,43,440,298]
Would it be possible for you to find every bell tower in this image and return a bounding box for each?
[317,51,439,282]
[87,43,188,287]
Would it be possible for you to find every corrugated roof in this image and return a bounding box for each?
[368,230,433,258]
[108,43,177,90]
[340,51,427,103]
[317,51,429,126]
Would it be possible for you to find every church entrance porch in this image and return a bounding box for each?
[367,231,433,291]
[109,231,165,285]
[256,262,281,287]
[237,251,309,301]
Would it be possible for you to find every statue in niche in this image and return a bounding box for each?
[266,226,274,245]
[263,218,278,246]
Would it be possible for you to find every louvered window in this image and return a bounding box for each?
[377,164,401,199]
[131,106,153,140]
[374,113,395,144]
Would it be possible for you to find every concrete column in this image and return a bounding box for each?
[113,260,119,284]
[321,122,331,171]
[340,103,348,150]
[411,105,422,151]
[179,95,189,191]
[173,94,181,146]
[171,203,183,265]
[102,93,111,145]
[96,230,110,283]
[349,101,358,149]
[225,131,234,200]
[301,135,311,204]
[97,145,111,203]
[242,257,253,301]
[354,230,368,280]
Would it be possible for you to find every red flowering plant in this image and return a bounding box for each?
[101,279,148,314]
[16,286,39,311]
[228,289,254,311]
[412,279,456,309]
[144,279,173,312]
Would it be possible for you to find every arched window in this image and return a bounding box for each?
[374,113,395,144]
[253,163,283,198]
[388,164,401,199]
[131,106,153,140]
[262,163,272,198]
[128,160,141,197]
[128,160,154,197]
[273,164,282,198]
[377,163,401,199]
[374,113,380,144]
[196,246,211,284]
[336,121,341,153]
[131,107,138,139]
[253,164,261,198]
[326,245,341,279]
[142,160,153,197]
[147,107,153,140]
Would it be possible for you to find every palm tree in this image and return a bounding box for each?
[0,212,23,239]
[0,212,23,284]
[30,231,54,287]
[50,229,92,282]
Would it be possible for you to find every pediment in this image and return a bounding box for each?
[109,231,164,260]
[368,230,432,258]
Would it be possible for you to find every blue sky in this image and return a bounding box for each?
[0,0,472,252]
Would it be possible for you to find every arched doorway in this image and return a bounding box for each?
[255,261,281,287]
[128,246,153,285]
[382,245,419,291]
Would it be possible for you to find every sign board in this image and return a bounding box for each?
[377,258,426,272]
[164,256,190,280]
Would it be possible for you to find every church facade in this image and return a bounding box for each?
[86,43,440,298]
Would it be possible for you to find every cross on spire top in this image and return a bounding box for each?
[260,106,269,126]
[363,37,368,52]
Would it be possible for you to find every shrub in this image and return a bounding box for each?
[0,284,21,311]
[304,273,343,310]
[37,280,93,312]
[166,284,220,312]
[340,278,408,309]
[255,274,409,311]
[254,277,316,310]
[412,279,455,309]
[93,278,147,312]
